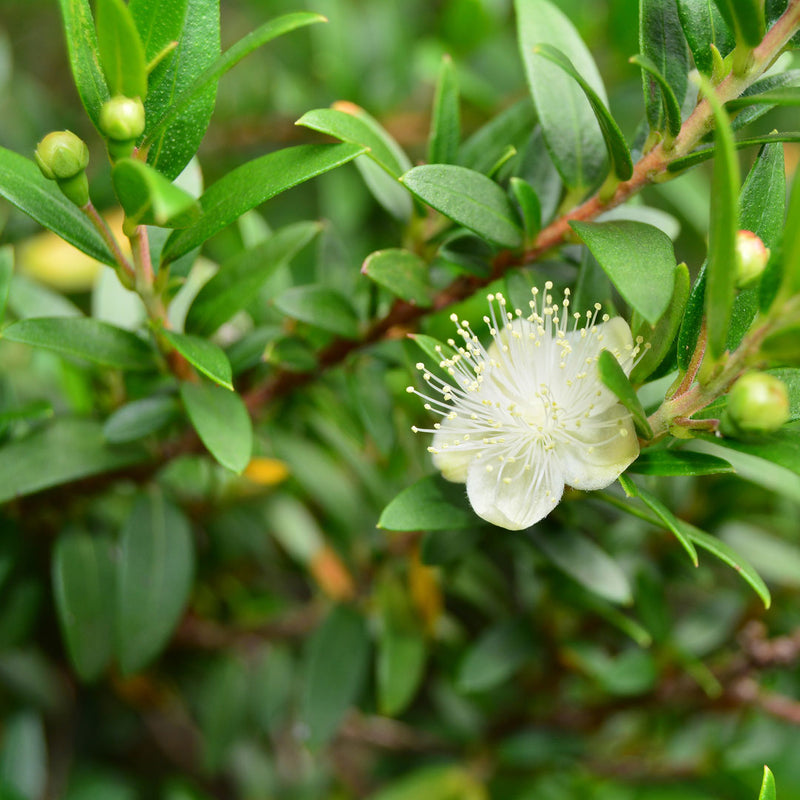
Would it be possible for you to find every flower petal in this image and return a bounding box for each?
[430,415,475,482]
[465,448,565,530]
[560,404,639,491]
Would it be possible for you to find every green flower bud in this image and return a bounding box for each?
[34,131,90,207]
[735,230,770,288]
[722,371,790,436]
[99,96,146,160]
[35,130,89,181]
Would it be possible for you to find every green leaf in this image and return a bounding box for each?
[361,249,433,307]
[779,164,800,299]
[713,0,765,47]
[2,318,156,371]
[378,474,479,531]
[618,474,699,565]
[697,74,740,359]
[727,86,800,110]
[428,54,460,165]
[103,395,180,443]
[759,766,777,800]
[401,164,523,248]
[180,382,252,473]
[629,53,682,138]
[116,491,195,674]
[0,400,53,429]
[161,144,365,263]
[0,246,12,324]
[676,0,735,74]
[0,418,148,504]
[570,220,676,324]
[301,604,370,748]
[509,177,541,242]
[0,712,47,800]
[639,0,690,135]
[681,520,771,608]
[368,765,486,800]
[377,629,426,717]
[185,221,321,336]
[129,0,188,63]
[57,0,110,128]
[628,449,733,475]
[667,132,800,171]
[534,43,632,180]
[141,0,220,179]
[111,159,201,228]
[0,146,115,265]
[161,329,232,389]
[515,0,608,192]
[457,619,536,692]
[460,99,536,175]
[274,285,360,339]
[52,531,115,682]
[146,12,325,151]
[95,0,148,99]
[597,350,653,438]
[630,262,690,382]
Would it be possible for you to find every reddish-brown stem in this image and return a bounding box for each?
[82,201,135,282]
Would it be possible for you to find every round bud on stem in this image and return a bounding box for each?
[99,96,146,160]
[34,130,90,206]
[735,230,770,288]
[722,371,790,436]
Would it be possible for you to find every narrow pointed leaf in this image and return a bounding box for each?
[162,143,365,263]
[629,53,682,138]
[0,246,12,323]
[428,54,460,165]
[570,220,676,324]
[401,164,523,248]
[628,449,733,475]
[598,350,653,438]
[697,74,739,359]
[667,132,800,171]
[180,382,252,473]
[457,619,537,691]
[96,0,148,99]
[362,249,433,307]
[509,178,541,241]
[2,317,156,371]
[676,0,735,73]
[129,0,188,63]
[162,329,232,389]
[713,0,765,47]
[515,0,608,191]
[759,766,777,800]
[103,395,180,443]
[727,87,800,110]
[116,492,195,674]
[460,99,536,175]
[274,285,360,339]
[57,0,110,127]
[779,165,800,298]
[534,43,632,180]
[0,147,115,265]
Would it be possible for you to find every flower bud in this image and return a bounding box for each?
[34,131,90,206]
[722,371,790,436]
[99,96,146,160]
[735,230,770,288]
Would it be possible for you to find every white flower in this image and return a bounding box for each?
[408,283,641,530]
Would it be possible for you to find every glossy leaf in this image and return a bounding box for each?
[698,74,739,359]
[274,285,360,339]
[116,491,195,674]
[628,449,733,475]
[534,43,632,180]
[460,99,536,175]
[618,474,699,565]
[129,0,188,63]
[52,531,115,682]
[0,418,148,504]
[2,317,156,371]
[161,143,365,263]
[186,221,321,336]
[57,0,110,127]
[598,350,653,438]
[570,220,676,324]
[529,528,633,605]
[0,146,115,265]
[111,159,201,228]
[667,132,800,171]
[509,177,541,241]
[401,164,523,248]
[0,246,12,323]
[630,262,690,382]
[515,0,608,192]
[103,395,180,443]
[779,163,800,298]
[629,53,682,138]
[457,619,536,692]
[141,0,220,179]
[180,382,252,473]
[301,604,370,747]
[713,0,765,47]
[162,329,232,389]
[640,0,690,134]
[428,54,460,165]
[759,766,777,800]
[361,249,433,307]
[96,0,148,99]
[378,474,480,531]
[676,0,735,73]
